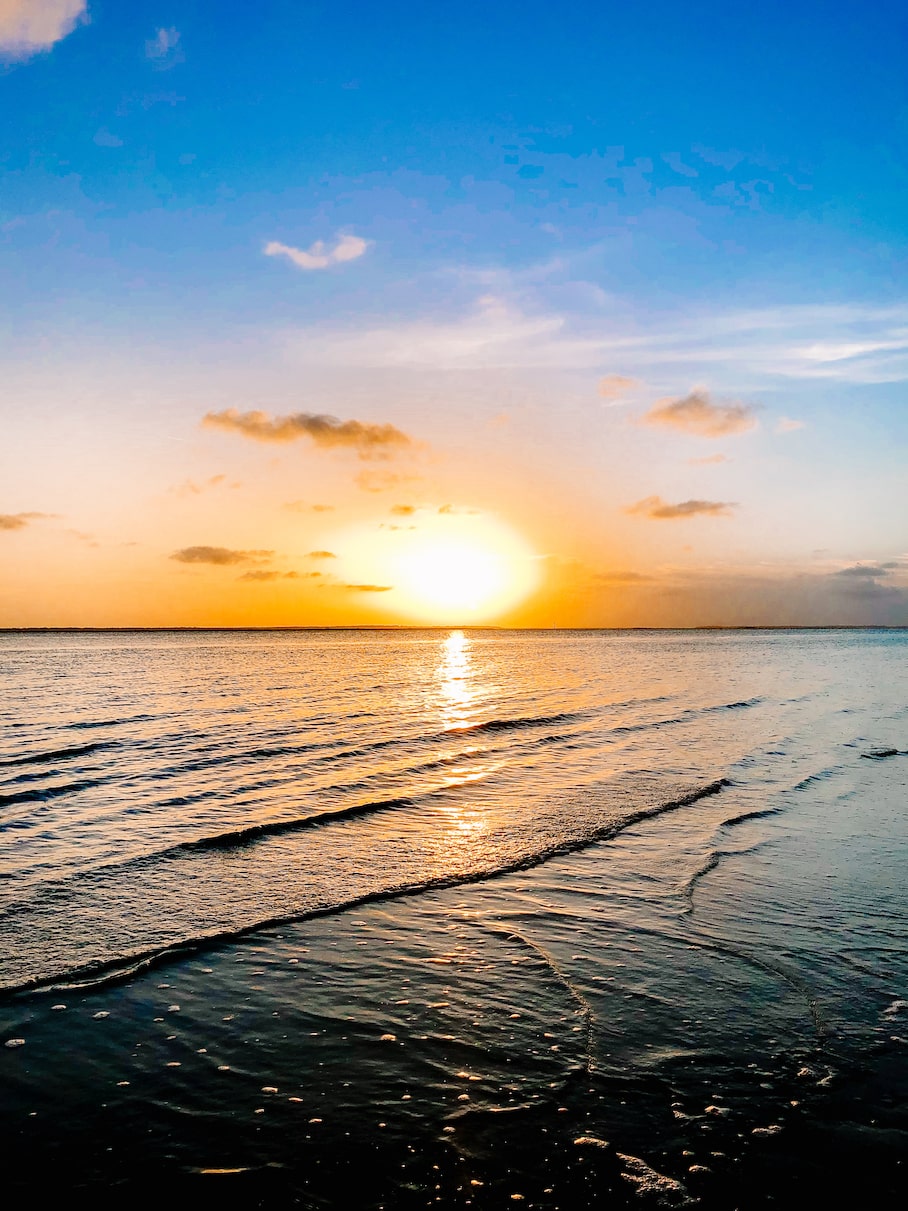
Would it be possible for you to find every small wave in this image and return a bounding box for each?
[0,778,105,810]
[721,806,782,828]
[2,779,730,998]
[0,741,112,769]
[861,748,903,760]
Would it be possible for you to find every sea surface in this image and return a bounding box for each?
[1,628,906,1207]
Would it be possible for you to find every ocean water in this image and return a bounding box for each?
[1,629,906,1206]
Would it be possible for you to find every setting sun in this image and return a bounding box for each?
[338,513,539,623]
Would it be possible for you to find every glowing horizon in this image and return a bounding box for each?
[1,3,906,628]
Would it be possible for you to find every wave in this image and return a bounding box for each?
[0,741,113,769]
[0,778,105,811]
[1,778,730,998]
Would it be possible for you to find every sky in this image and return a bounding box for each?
[1,0,907,627]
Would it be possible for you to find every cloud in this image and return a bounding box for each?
[0,511,55,531]
[238,570,301,583]
[277,294,908,384]
[832,563,892,580]
[93,128,124,148]
[264,234,368,271]
[775,416,806,434]
[305,550,337,559]
[0,0,86,59]
[172,474,233,498]
[170,546,273,566]
[390,504,416,516]
[438,504,480,515]
[626,496,736,520]
[688,453,729,465]
[146,26,182,67]
[594,570,653,584]
[597,374,638,403]
[642,391,758,438]
[356,469,420,493]
[339,583,393,593]
[203,408,412,458]
[284,500,335,513]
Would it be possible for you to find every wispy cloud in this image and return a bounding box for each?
[284,500,335,513]
[145,26,182,68]
[642,391,757,438]
[775,416,806,434]
[0,0,86,60]
[264,234,368,271]
[390,504,416,516]
[0,511,56,531]
[237,570,303,583]
[356,469,420,493]
[278,294,908,384]
[305,550,337,560]
[170,546,273,566]
[597,374,638,402]
[203,408,412,458]
[626,496,736,520]
[337,583,393,593]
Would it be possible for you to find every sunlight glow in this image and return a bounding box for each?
[338,513,540,624]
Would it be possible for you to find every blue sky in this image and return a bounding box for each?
[1,1,907,625]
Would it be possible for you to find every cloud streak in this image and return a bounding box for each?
[264,234,368,271]
[170,546,273,566]
[203,408,413,458]
[278,295,908,384]
[642,391,757,437]
[626,496,736,520]
[0,0,86,59]
[0,511,56,531]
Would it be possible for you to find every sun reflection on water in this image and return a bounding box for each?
[437,630,474,731]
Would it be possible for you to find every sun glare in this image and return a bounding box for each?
[339,513,539,623]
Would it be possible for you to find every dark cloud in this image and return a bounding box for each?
[305,550,337,559]
[832,564,892,579]
[170,546,273,566]
[642,391,757,438]
[626,496,736,520]
[203,408,412,458]
[0,512,56,531]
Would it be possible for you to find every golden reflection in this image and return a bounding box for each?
[437,630,474,730]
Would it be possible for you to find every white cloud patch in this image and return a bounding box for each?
[0,0,86,59]
[146,26,182,67]
[264,234,369,271]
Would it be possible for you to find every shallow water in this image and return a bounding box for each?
[1,629,906,1205]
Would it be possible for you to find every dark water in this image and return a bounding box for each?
[1,629,906,1206]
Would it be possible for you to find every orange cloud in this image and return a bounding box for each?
[598,374,638,402]
[0,511,56,531]
[626,496,736,520]
[642,391,757,437]
[305,550,337,560]
[203,408,412,458]
[170,546,273,565]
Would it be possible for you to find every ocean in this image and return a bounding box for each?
[1,628,906,1206]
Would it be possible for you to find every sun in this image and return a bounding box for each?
[339,512,539,623]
